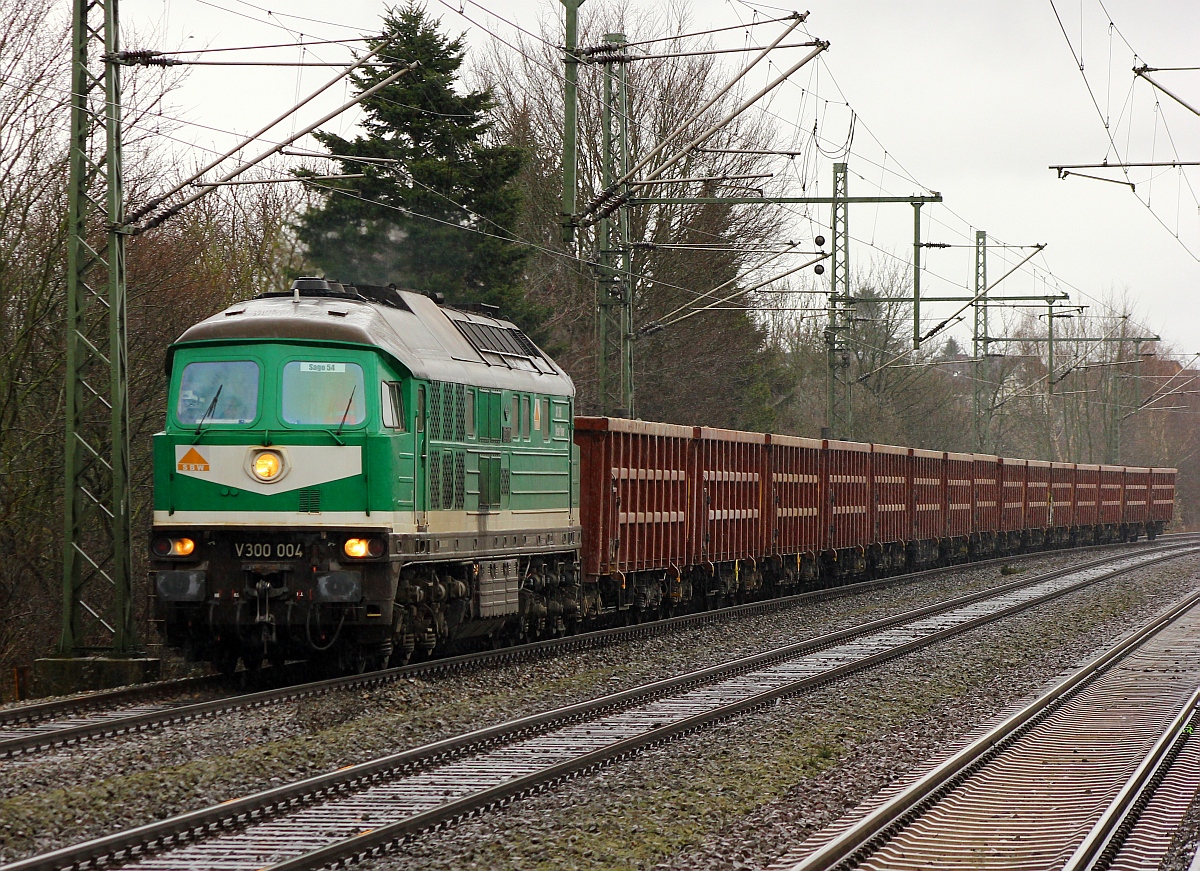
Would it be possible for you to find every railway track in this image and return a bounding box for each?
[0,673,224,741]
[2,537,1188,760]
[6,541,1196,871]
[776,571,1200,871]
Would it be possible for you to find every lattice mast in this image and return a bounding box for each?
[60,0,136,654]
[824,163,853,440]
[973,231,990,450]
[596,34,633,418]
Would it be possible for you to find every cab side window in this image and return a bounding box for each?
[520,395,530,440]
[380,382,406,430]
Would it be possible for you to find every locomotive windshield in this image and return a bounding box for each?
[281,361,367,426]
[176,360,260,425]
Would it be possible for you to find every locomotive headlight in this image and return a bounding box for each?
[152,536,196,558]
[251,450,283,481]
[344,537,385,559]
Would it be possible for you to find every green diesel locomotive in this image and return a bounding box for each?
[151,278,581,673]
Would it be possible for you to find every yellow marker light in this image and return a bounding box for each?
[252,450,283,481]
[152,536,196,558]
[344,538,369,558]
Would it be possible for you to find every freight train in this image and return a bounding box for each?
[150,279,1177,674]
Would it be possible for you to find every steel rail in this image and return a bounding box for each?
[6,544,1196,871]
[3,536,1191,758]
[1062,687,1200,870]
[0,673,224,729]
[783,585,1200,871]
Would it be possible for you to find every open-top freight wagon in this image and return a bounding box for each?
[575,416,1175,615]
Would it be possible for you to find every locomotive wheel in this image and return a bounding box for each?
[339,645,369,675]
[213,648,239,678]
[490,623,520,650]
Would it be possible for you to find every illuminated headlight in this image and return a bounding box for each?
[152,536,196,558]
[344,537,386,559]
[251,449,284,482]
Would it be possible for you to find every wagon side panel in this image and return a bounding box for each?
[768,434,823,558]
[946,452,974,538]
[827,439,872,550]
[872,444,911,546]
[1075,464,1100,526]
[696,427,766,565]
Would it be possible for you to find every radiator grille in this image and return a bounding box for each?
[428,451,465,511]
[453,451,465,509]
[452,384,466,441]
[441,450,454,509]
[427,382,467,442]
[298,489,321,514]
[428,453,443,510]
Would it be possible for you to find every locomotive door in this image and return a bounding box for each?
[416,385,428,530]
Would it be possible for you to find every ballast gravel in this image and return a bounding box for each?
[1156,780,1200,870]
[0,543,1192,865]
[345,551,1200,871]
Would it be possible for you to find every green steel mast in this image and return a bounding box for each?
[973,230,989,451]
[560,0,582,248]
[825,162,853,440]
[596,34,633,417]
[60,0,136,655]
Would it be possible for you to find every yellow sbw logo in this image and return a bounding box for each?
[178,448,210,472]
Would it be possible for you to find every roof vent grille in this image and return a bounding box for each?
[453,320,551,373]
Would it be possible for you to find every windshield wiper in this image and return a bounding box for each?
[335,385,357,436]
[194,384,223,437]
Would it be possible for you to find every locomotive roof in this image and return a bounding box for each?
[170,281,574,396]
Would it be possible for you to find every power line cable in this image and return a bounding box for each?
[155,35,374,54]
[152,1,1174,351]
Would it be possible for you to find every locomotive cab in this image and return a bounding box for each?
[153,340,408,672]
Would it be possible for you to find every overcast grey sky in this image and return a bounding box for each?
[124,0,1200,353]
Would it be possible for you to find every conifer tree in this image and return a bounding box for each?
[296,3,543,334]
